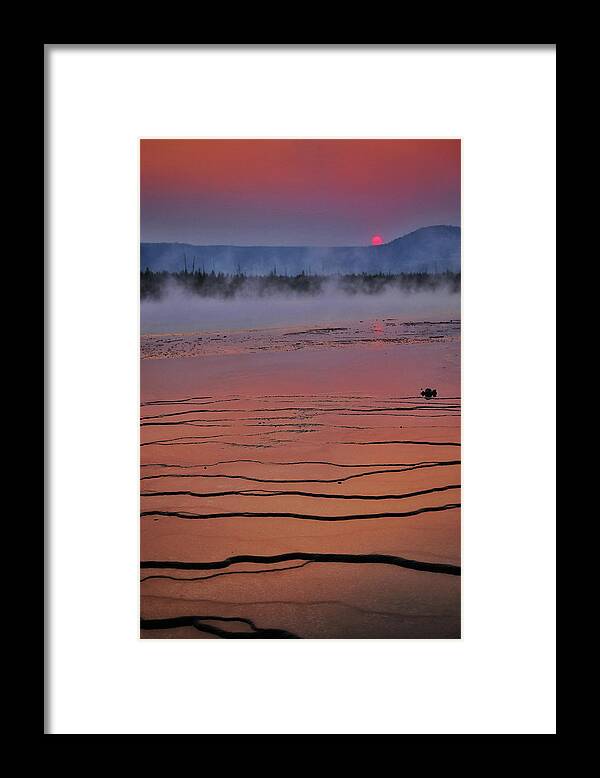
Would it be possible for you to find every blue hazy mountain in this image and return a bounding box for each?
[140,225,460,275]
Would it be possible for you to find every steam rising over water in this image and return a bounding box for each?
[141,285,460,334]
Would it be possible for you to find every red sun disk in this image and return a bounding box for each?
[371,234,383,246]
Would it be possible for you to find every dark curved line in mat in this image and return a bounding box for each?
[142,397,238,406]
[335,413,461,418]
[141,405,460,421]
[140,614,299,638]
[141,439,290,449]
[140,458,458,470]
[141,560,312,584]
[140,461,461,483]
[141,410,461,423]
[141,434,226,446]
[141,502,461,523]
[143,413,435,426]
[141,551,460,576]
[140,412,461,430]
[141,421,229,428]
[141,436,460,448]
[141,484,460,501]
[141,421,422,431]
[140,404,460,417]
[338,439,460,447]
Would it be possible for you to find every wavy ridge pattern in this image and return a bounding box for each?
[140,387,461,638]
[141,551,460,576]
[140,614,300,638]
[142,502,460,522]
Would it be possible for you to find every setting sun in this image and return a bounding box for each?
[371,234,383,246]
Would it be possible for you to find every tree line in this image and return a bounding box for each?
[140,268,460,300]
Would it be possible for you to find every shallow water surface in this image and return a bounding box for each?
[140,313,461,639]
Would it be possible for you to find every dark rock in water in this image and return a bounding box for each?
[421,387,438,399]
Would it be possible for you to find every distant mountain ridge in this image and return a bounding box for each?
[141,225,460,275]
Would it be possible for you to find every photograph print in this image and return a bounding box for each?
[139,139,461,639]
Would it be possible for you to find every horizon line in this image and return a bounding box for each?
[140,224,461,250]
